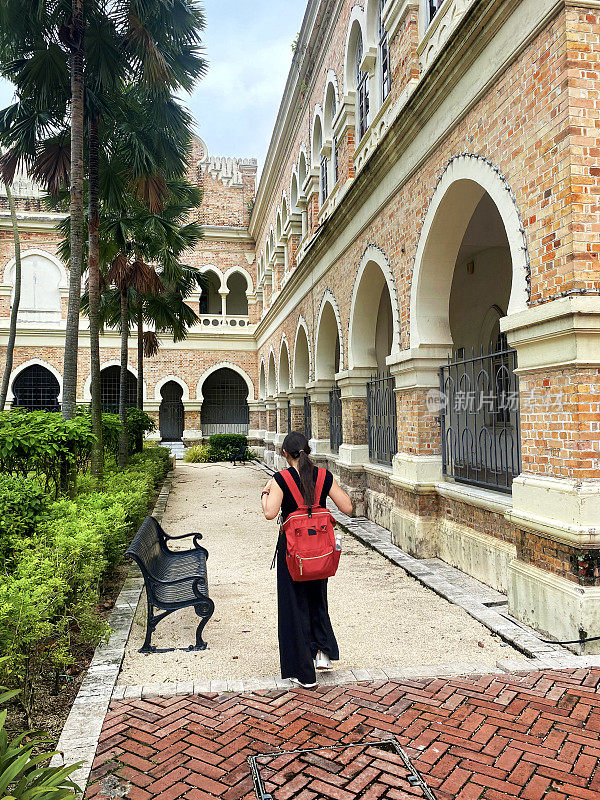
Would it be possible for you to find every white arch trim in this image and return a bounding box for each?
[8,359,63,403]
[293,316,313,387]
[410,154,530,349]
[198,265,225,292]
[3,248,69,289]
[196,362,255,403]
[154,375,190,402]
[278,335,292,393]
[349,244,401,369]
[258,358,267,400]
[323,72,341,139]
[224,265,254,296]
[315,289,344,377]
[344,5,367,94]
[266,346,278,397]
[83,360,141,402]
[311,105,324,168]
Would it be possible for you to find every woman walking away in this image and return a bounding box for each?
[261,431,353,688]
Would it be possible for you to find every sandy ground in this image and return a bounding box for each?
[118,462,515,686]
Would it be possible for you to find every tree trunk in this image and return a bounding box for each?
[62,0,85,420]
[137,308,144,411]
[118,288,129,468]
[0,184,21,411]
[88,115,104,478]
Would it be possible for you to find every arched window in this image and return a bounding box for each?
[331,93,339,186]
[378,0,391,101]
[226,272,249,316]
[355,34,369,140]
[100,366,136,414]
[9,252,62,320]
[12,364,60,412]
[199,270,221,315]
[201,368,249,435]
[428,0,443,25]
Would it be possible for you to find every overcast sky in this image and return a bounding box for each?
[0,0,306,173]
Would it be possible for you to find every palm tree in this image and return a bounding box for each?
[107,254,163,466]
[0,183,21,410]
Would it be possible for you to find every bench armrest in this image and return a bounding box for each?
[163,531,203,542]
[159,531,207,555]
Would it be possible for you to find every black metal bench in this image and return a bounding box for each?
[126,516,214,654]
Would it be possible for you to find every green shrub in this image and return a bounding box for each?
[0,475,47,562]
[0,411,96,496]
[126,409,156,453]
[184,444,212,463]
[208,434,248,461]
[0,448,171,710]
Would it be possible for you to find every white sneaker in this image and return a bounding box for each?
[290,677,317,689]
[315,651,333,671]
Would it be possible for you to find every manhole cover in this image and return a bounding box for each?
[248,738,437,799]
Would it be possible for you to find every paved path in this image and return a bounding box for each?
[119,463,515,685]
[86,667,600,800]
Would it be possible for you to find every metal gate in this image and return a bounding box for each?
[201,368,249,436]
[159,382,184,441]
[367,372,398,466]
[329,386,343,454]
[287,400,292,434]
[12,364,60,412]
[440,344,521,493]
[304,395,312,441]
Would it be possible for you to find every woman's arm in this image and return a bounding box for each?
[329,478,353,515]
[261,478,284,521]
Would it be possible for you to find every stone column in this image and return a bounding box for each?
[388,345,451,557]
[263,399,277,468]
[336,368,372,467]
[307,380,333,456]
[286,215,302,270]
[248,400,264,457]
[183,405,203,443]
[333,95,356,183]
[305,171,320,235]
[220,291,227,318]
[503,297,600,652]
[288,388,306,434]
[297,198,308,241]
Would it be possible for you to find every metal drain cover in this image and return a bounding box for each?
[248,738,437,799]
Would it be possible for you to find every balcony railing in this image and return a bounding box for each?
[197,314,250,329]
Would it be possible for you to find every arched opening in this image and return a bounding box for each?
[415,175,522,493]
[316,300,343,453]
[294,324,310,388]
[12,364,60,412]
[201,368,249,436]
[298,150,307,194]
[350,258,397,466]
[324,82,339,189]
[267,351,277,397]
[159,381,185,442]
[291,172,299,212]
[199,270,221,315]
[225,272,249,316]
[279,342,290,394]
[259,361,266,400]
[100,366,136,414]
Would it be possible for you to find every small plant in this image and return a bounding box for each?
[0,661,81,799]
[184,444,212,463]
[208,434,248,461]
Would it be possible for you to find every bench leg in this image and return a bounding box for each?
[139,597,157,654]
[189,600,214,651]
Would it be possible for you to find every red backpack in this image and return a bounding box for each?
[280,467,340,582]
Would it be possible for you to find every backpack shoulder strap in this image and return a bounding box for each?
[279,469,306,509]
[313,467,327,509]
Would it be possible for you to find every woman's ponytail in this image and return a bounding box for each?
[281,431,316,504]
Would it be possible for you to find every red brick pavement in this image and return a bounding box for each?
[86,668,600,800]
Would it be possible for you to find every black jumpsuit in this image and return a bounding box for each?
[273,466,339,685]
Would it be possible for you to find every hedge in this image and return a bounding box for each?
[0,445,171,711]
[184,435,249,463]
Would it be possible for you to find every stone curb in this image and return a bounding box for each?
[258,462,570,661]
[50,471,175,793]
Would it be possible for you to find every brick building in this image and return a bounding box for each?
[2,0,600,651]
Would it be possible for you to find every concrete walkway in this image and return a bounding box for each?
[118,463,516,686]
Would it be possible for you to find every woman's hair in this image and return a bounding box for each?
[281,431,315,504]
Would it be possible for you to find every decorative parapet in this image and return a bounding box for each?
[417,0,476,73]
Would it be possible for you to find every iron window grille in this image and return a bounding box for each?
[12,365,60,412]
[329,386,343,454]
[320,154,328,205]
[367,371,398,467]
[355,36,370,140]
[378,0,391,102]
[333,137,339,185]
[201,369,249,435]
[439,342,521,494]
[287,399,292,433]
[304,394,312,441]
[100,366,136,414]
